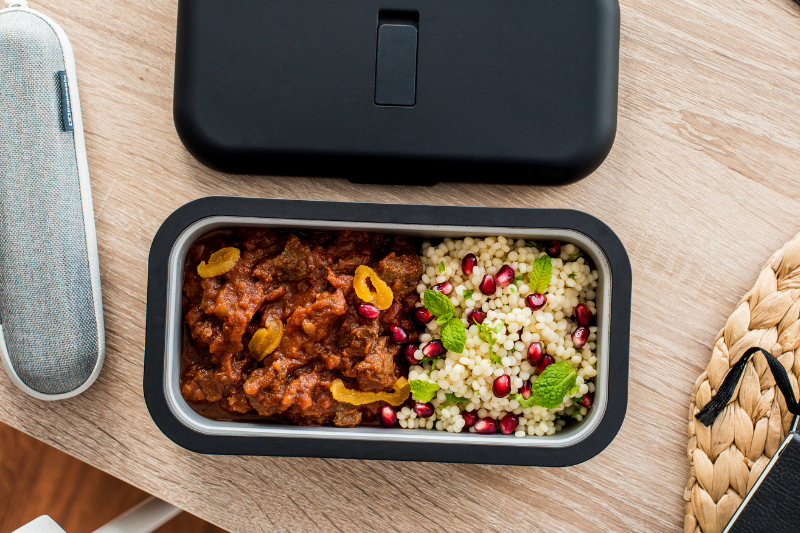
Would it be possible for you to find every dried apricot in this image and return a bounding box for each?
[353,265,393,310]
[330,377,409,406]
[197,247,240,278]
[248,318,284,361]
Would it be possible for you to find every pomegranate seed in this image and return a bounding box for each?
[461,411,478,430]
[479,273,496,294]
[402,343,419,365]
[537,354,555,374]
[492,374,511,398]
[580,393,594,408]
[461,253,478,275]
[389,325,408,344]
[499,413,519,435]
[525,293,547,311]
[422,339,446,358]
[357,303,380,319]
[473,417,497,434]
[379,405,398,426]
[413,401,434,418]
[466,309,486,325]
[545,241,561,258]
[575,303,591,327]
[572,326,590,348]
[414,308,433,324]
[432,281,454,296]
[527,341,544,365]
[519,380,532,399]
[495,264,515,287]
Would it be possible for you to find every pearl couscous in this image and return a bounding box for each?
[400,237,599,437]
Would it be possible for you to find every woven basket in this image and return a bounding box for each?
[685,234,800,533]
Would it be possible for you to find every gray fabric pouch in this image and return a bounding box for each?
[0,4,104,399]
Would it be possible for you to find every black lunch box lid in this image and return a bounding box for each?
[144,198,631,466]
[172,0,620,184]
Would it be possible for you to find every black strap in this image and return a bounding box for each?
[696,346,800,427]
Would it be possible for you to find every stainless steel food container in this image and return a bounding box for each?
[144,198,631,466]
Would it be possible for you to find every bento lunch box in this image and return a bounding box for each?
[144,199,631,466]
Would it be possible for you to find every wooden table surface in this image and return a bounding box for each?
[2,1,800,531]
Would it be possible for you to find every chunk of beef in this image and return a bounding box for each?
[325,231,376,274]
[180,352,254,411]
[285,289,347,343]
[333,404,362,427]
[264,235,310,281]
[373,252,424,300]
[181,364,224,403]
[244,361,338,424]
[354,336,400,391]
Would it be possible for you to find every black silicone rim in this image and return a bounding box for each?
[144,198,631,466]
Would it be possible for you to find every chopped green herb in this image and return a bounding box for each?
[441,392,469,408]
[440,317,466,354]
[409,380,440,402]
[514,393,537,409]
[438,261,446,273]
[462,289,473,300]
[419,356,441,367]
[531,361,578,409]
[528,255,553,294]
[568,273,577,279]
[525,240,537,248]
[478,321,504,365]
[568,252,580,260]
[514,274,525,283]
[423,289,455,321]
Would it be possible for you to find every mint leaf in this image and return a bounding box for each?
[441,317,466,353]
[531,361,577,409]
[442,392,469,408]
[409,380,440,402]
[462,289,473,300]
[567,384,580,396]
[424,289,455,319]
[528,255,553,294]
[438,261,446,273]
[435,313,453,324]
[514,393,537,409]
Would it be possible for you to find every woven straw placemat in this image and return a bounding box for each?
[685,234,800,533]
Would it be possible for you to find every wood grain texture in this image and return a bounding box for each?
[1,0,800,531]
[0,422,224,533]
